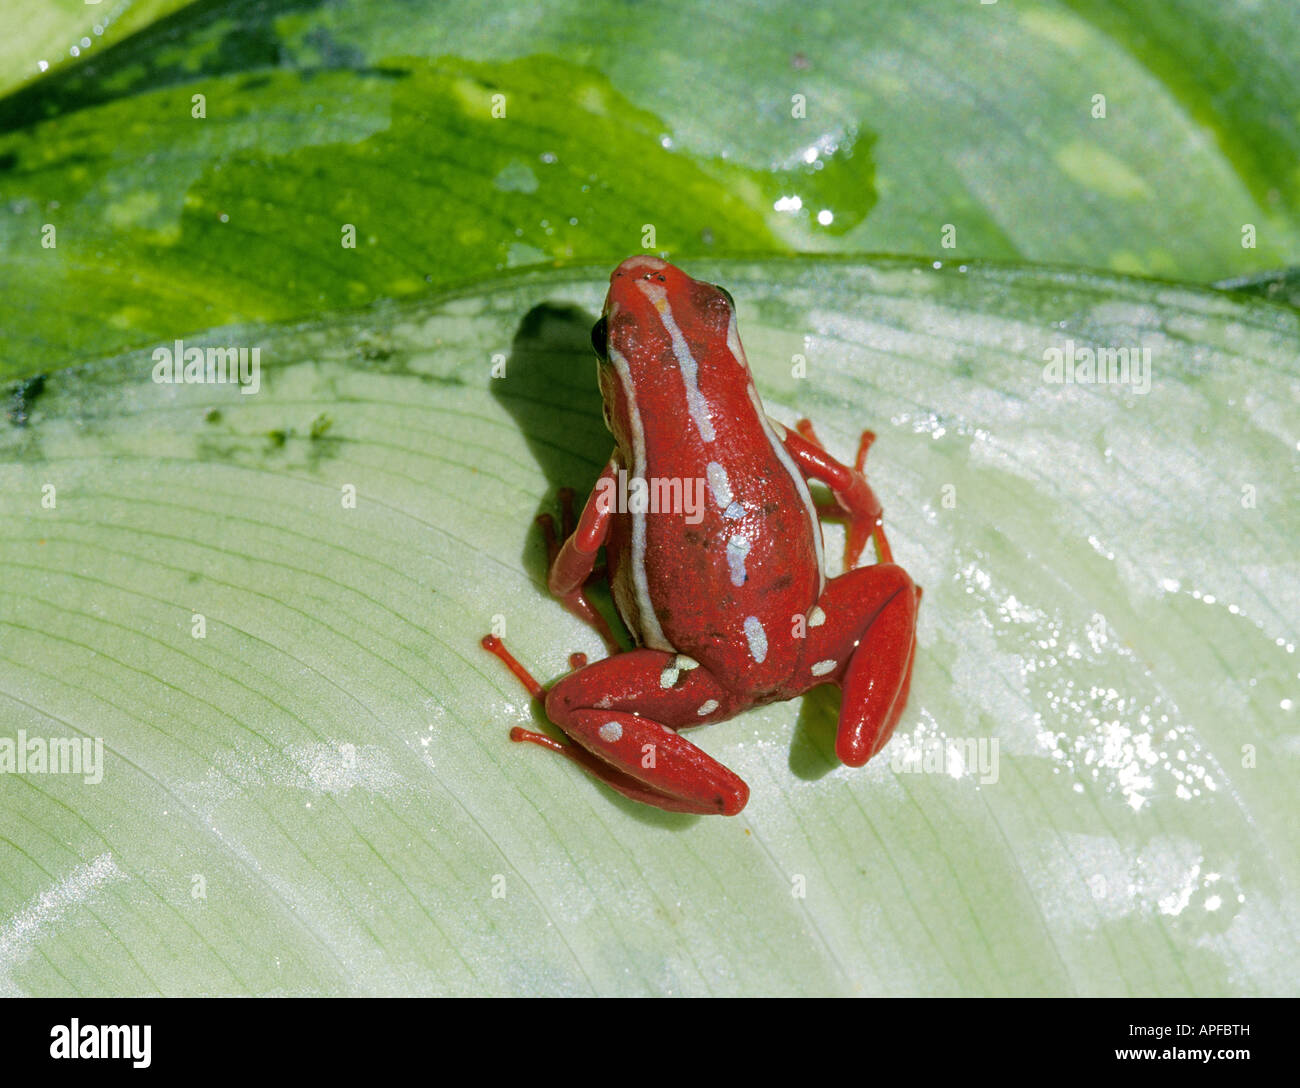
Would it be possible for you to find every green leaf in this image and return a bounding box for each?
[0,0,193,101]
[1216,267,1300,312]
[3,259,1296,996]
[4,0,1300,370]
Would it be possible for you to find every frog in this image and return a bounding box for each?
[483,256,919,815]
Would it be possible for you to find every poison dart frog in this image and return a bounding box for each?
[483,256,920,815]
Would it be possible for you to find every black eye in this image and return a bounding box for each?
[591,315,608,359]
[715,285,736,308]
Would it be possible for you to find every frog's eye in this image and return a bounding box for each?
[713,285,736,309]
[590,315,608,360]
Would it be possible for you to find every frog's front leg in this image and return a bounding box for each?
[482,639,749,815]
[776,419,893,568]
[800,563,920,767]
[537,458,621,653]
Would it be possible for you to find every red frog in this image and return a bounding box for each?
[483,256,920,815]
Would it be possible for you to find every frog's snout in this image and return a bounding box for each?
[611,255,672,282]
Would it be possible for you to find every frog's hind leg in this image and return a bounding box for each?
[801,563,919,767]
[481,638,749,815]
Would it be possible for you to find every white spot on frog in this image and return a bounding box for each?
[697,699,719,716]
[727,535,751,586]
[744,616,768,663]
[662,654,699,687]
[599,721,623,743]
[707,461,733,507]
[706,464,745,518]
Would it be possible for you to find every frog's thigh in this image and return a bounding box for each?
[542,649,749,815]
[801,563,918,765]
[545,649,735,729]
[798,563,916,681]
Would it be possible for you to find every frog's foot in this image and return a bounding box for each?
[482,637,748,815]
[803,563,919,767]
[536,485,621,654]
[789,419,892,568]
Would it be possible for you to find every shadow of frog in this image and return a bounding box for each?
[488,301,612,585]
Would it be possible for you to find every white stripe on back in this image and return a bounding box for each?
[607,342,671,650]
[636,279,716,442]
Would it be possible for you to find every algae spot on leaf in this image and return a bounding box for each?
[6,374,46,426]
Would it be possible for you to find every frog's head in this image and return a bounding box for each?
[591,256,744,445]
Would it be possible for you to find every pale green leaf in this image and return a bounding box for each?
[2,259,1296,995]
